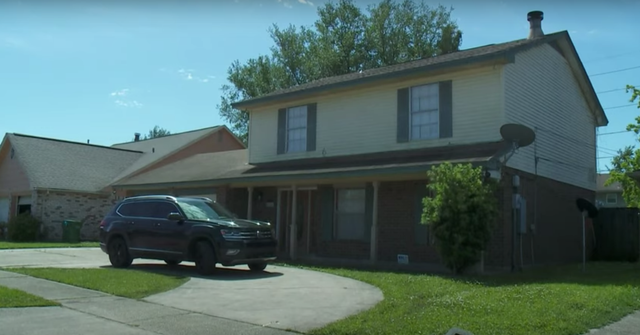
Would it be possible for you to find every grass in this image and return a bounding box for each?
[0,285,58,308]
[0,241,99,249]
[282,262,640,335]
[5,268,189,299]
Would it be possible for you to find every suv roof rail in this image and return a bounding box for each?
[179,196,214,202]
[123,195,177,202]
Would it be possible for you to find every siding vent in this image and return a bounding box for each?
[527,11,544,39]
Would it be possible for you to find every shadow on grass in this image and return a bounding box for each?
[278,259,640,288]
[100,262,284,281]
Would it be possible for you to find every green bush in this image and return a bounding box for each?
[421,162,499,274]
[7,213,42,242]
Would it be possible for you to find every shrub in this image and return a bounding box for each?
[7,213,42,242]
[421,162,498,274]
[0,221,7,240]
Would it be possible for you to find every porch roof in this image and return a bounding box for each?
[111,141,508,190]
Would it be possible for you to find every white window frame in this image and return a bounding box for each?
[285,105,308,153]
[606,193,618,204]
[409,83,440,140]
[334,187,366,241]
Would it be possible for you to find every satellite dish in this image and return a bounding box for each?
[576,198,598,218]
[499,123,536,164]
[500,123,536,149]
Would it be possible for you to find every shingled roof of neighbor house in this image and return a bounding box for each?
[231,29,607,126]
[2,133,143,193]
[109,125,224,184]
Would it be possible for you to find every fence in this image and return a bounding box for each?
[592,207,640,262]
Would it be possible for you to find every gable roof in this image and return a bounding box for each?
[231,31,607,126]
[2,133,143,193]
[108,125,235,184]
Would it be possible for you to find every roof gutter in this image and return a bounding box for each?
[231,51,515,110]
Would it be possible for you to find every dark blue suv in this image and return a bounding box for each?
[99,195,277,275]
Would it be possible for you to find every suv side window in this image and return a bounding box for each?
[117,202,144,217]
[149,201,181,219]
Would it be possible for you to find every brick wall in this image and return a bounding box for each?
[490,167,596,269]
[34,191,116,241]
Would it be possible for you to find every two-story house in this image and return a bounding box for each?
[112,11,608,270]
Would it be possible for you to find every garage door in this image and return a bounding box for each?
[0,197,9,222]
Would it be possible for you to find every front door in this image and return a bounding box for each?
[278,189,315,258]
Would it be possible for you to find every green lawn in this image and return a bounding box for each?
[6,268,189,299]
[0,285,58,308]
[0,242,99,249]
[287,262,640,335]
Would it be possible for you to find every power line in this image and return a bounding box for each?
[535,127,619,153]
[590,65,640,77]
[605,103,637,110]
[598,130,634,136]
[596,85,639,95]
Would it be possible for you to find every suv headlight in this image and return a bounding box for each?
[220,229,241,239]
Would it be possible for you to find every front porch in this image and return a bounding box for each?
[238,178,443,265]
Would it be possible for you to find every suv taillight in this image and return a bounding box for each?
[99,220,106,229]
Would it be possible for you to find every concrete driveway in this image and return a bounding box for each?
[0,248,383,333]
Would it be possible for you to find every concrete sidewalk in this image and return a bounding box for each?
[585,311,640,335]
[0,270,295,335]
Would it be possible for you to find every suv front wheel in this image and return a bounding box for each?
[194,241,217,276]
[248,262,267,272]
[108,237,133,268]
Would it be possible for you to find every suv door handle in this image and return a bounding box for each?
[155,223,161,227]
[128,221,135,225]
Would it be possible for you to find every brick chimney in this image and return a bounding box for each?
[134,133,141,141]
[527,11,544,39]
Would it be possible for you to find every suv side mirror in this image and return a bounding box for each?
[167,212,184,221]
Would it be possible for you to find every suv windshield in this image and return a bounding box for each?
[176,199,238,221]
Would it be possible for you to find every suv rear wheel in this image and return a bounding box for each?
[108,237,132,268]
[248,262,267,272]
[164,260,182,266]
[194,241,217,276]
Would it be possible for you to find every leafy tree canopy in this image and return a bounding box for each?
[218,0,463,144]
[605,85,640,207]
[140,126,171,140]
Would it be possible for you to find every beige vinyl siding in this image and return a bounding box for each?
[249,65,505,164]
[503,44,597,190]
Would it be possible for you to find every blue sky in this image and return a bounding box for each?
[0,0,637,172]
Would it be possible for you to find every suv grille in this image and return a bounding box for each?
[239,229,272,239]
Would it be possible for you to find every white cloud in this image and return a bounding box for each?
[277,0,293,8]
[110,88,129,97]
[298,0,314,6]
[115,100,143,108]
[176,68,213,83]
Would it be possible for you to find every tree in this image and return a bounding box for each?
[140,126,171,140]
[605,85,640,206]
[421,162,498,274]
[217,0,463,144]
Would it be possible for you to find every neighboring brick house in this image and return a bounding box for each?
[0,126,245,241]
[596,173,627,208]
[111,11,608,271]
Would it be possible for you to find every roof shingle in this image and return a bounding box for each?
[7,134,143,193]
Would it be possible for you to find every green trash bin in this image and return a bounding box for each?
[62,220,82,243]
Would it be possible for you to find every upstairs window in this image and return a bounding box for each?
[606,193,617,205]
[410,83,439,140]
[286,105,308,153]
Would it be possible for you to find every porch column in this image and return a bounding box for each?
[370,181,380,263]
[290,184,298,260]
[247,187,254,220]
